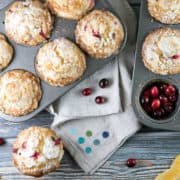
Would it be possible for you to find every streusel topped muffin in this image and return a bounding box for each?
[0,34,13,70]
[36,38,86,86]
[0,70,42,116]
[75,10,124,59]
[47,0,95,20]
[142,28,180,75]
[13,126,64,177]
[5,0,54,46]
[148,0,180,24]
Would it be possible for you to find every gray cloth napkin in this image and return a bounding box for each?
[50,0,141,174]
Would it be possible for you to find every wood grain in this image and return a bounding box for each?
[0,1,177,180]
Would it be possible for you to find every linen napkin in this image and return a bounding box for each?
[50,0,141,174]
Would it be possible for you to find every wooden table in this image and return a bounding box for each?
[0,1,179,179]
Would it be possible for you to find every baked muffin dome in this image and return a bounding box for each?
[47,0,95,20]
[75,10,124,59]
[5,0,54,46]
[142,28,180,75]
[0,70,42,116]
[148,0,180,24]
[0,34,13,70]
[36,38,86,86]
[13,126,64,177]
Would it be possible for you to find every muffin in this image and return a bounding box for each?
[47,0,95,20]
[0,34,13,70]
[0,70,42,117]
[75,10,124,59]
[148,0,180,24]
[13,126,64,177]
[142,28,180,75]
[36,38,86,86]
[5,0,54,46]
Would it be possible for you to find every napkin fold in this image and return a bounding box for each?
[50,0,141,174]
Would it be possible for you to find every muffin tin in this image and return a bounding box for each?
[132,0,180,130]
[0,0,127,122]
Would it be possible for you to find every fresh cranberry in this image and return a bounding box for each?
[159,84,168,92]
[143,104,152,113]
[159,95,169,104]
[153,108,165,118]
[169,95,177,103]
[143,90,150,97]
[165,85,176,96]
[150,86,159,98]
[95,96,106,104]
[0,138,5,145]
[164,104,173,113]
[13,148,18,154]
[126,158,137,167]
[171,54,179,60]
[151,99,161,111]
[82,88,92,96]
[99,79,109,88]
[141,96,150,104]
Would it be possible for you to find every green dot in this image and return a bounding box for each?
[86,130,92,137]
[85,147,92,154]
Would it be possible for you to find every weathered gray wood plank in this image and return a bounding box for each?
[0,1,177,180]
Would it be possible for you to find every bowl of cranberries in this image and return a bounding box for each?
[140,81,179,120]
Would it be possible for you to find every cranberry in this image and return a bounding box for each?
[82,88,92,96]
[169,95,177,103]
[143,90,150,97]
[153,108,165,118]
[159,95,169,104]
[52,137,61,146]
[150,86,159,98]
[95,96,106,104]
[164,104,173,113]
[99,79,109,88]
[165,85,176,96]
[22,142,27,149]
[143,104,152,113]
[126,158,137,167]
[159,84,168,92]
[151,99,161,111]
[39,30,48,40]
[171,54,179,60]
[141,96,150,104]
[0,138,5,145]
[13,148,18,154]
[30,151,40,160]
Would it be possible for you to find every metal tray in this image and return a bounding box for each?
[132,0,180,130]
[0,0,127,122]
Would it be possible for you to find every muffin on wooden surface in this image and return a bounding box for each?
[5,0,54,46]
[0,34,13,70]
[0,70,42,116]
[13,126,64,177]
[75,10,124,59]
[148,0,180,24]
[142,28,180,75]
[36,38,86,86]
[47,0,95,20]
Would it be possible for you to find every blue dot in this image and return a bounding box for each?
[70,128,77,135]
[85,147,92,154]
[102,131,109,138]
[78,137,85,144]
[93,139,100,146]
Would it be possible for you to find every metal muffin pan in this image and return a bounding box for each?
[132,0,180,130]
[0,0,127,122]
